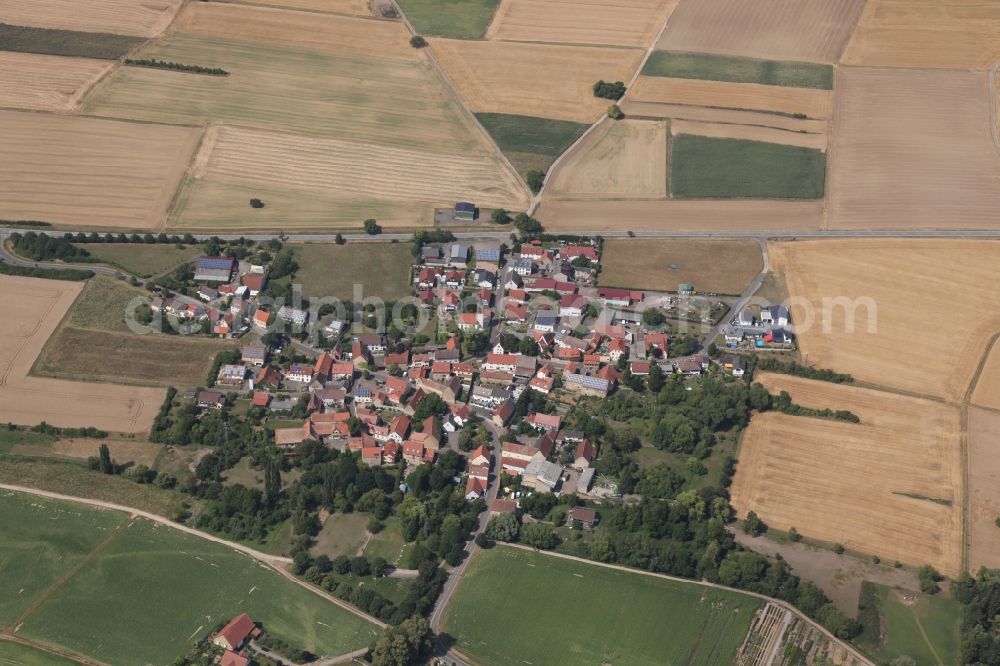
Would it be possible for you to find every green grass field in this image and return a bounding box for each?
[396,0,501,39]
[670,134,826,199]
[294,242,414,301]
[0,491,126,628]
[444,547,761,666]
[0,429,56,455]
[75,244,199,278]
[62,276,151,334]
[0,639,79,666]
[17,518,379,665]
[643,52,834,90]
[364,517,407,565]
[83,34,482,152]
[0,23,143,59]
[871,584,961,666]
[476,113,590,176]
[311,512,371,560]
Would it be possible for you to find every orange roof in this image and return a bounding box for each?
[314,352,334,376]
[251,391,270,407]
[214,614,257,649]
[221,651,250,666]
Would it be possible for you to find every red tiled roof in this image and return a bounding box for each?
[214,614,257,650]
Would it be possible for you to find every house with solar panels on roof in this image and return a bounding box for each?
[194,256,237,282]
[454,201,476,221]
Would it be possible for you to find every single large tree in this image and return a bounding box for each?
[98,443,114,475]
[264,458,281,506]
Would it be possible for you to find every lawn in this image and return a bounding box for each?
[75,243,199,278]
[670,134,826,199]
[0,458,198,520]
[396,0,501,39]
[312,512,372,560]
[294,242,414,301]
[0,639,80,666]
[871,584,961,666]
[0,23,143,59]
[476,112,590,176]
[364,516,407,565]
[0,429,56,455]
[17,518,380,665]
[444,546,761,665]
[599,238,763,295]
[0,491,127,628]
[643,52,834,90]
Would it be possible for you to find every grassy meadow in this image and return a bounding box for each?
[643,52,834,90]
[0,639,80,666]
[670,135,826,199]
[17,517,380,665]
[861,583,961,666]
[75,243,199,278]
[396,0,501,39]
[444,546,761,666]
[476,112,590,176]
[293,242,414,301]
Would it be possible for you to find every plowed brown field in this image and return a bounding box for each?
[841,0,1000,68]
[0,53,112,112]
[656,0,865,63]
[969,407,1000,572]
[733,374,963,576]
[0,0,182,36]
[630,76,833,119]
[770,240,1000,401]
[430,39,644,123]
[173,125,528,229]
[0,276,162,433]
[486,0,677,48]
[170,2,415,58]
[536,198,823,232]
[547,119,667,197]
[828,67,1000,230]
[0,111,200,229]
[669,118,827,150]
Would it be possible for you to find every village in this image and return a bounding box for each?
[155,210,797,530]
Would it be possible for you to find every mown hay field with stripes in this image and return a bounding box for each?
[486,0,677,48]
[0,0,183,37]
[0,52,112,112]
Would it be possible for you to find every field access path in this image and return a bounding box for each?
[0,483,386,631]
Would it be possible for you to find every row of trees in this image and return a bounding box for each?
[124,58,228,76]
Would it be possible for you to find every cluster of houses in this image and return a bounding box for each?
[724,304,794,351]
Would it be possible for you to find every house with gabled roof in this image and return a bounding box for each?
[212,613,261,651]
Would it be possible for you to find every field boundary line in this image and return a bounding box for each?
[212,0,400,22]
[5,517,135,634]
[492,542,875,666]
[0,484,386,629]
[0,635,103,666]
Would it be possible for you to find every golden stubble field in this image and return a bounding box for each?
[656,0,866,63]
[629,76,833,120]
[770,239,1000,401]
[0,276,162,433]
[0,0,182,36]
[486,0,677,48]
[827,67,1000,231]
[0,53,113,112]
[0,111,200,229]
[841,0,1000,68]
[221,0,374,15]
[547,119,667,197]
[430,39,644,123]
[968,407,1000,572]
[732,374,963,577]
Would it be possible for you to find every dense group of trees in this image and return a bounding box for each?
[754,357,854,384]
[593,80,626,100]
[9,231,91,262]
[124,58,228,76]
[956,571,1000,664]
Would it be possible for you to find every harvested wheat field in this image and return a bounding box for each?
[431,39,644,123]
[733,374,963,576]
[170,2,414,58]
[622,102,828,134]
[972,340,1000,410]
[656,0,865,63]
[599,238,762,294]
[968,407,1000,572]
[0,0,182,37]
[0,53,112,112]
[0,111,199,229]
[486,0,677,48]
[842,0,1000,68]
[172,125,528,230]
[770,240,1000,401]
[223,0,374,15]
[547,119,667,197]
[669,119,826,150]
[828,68,1000,230]
[0,276,162,433]
[630,76,833,120]
[84,34,487,150]
[536,198,823,232]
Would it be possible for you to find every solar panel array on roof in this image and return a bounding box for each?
[566,373,609,391]
[455,202,475,213]
[197,256,236,270]
[476,248,500,261]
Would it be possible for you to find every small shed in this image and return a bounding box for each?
[454,201,476,221]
